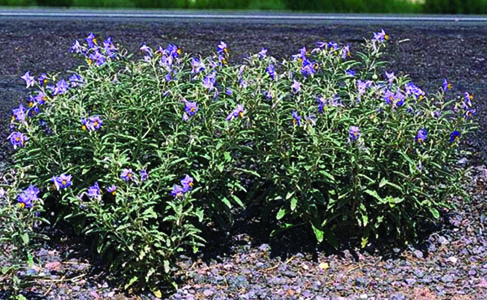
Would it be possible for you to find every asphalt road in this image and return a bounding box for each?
[1,8,487,25]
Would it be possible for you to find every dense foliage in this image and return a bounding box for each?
[0,30,476,295]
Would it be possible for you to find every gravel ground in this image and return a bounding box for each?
[1,18,487,299]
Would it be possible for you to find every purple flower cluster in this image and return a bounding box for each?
[171,175,194,198]
[9,131,28,149]
[18,185,39,209]
[71,33,118,67]
[81,116,103,131]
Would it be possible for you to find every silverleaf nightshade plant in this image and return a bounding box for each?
[2,30,476,294]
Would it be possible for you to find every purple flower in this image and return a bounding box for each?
[415,128,427,144]
[405,82,425,99]
[70,40,83,53]
[328,42,339,51]
[465,109,475,119]
[385,71,395,83]
[69,74,83,87]
[17,195,31,210]
[203,72,216,90]
[38,73,48,87]
[191,57,205,74]
[35,91,48,104]
[184,100,198,116]
[103,37,117,57]
[291,111,301,126]
[226,88,232,96]
[140,170,148,182]
[443,78,452,92]
[317,96,327,112]
[450,130,460,143]
[21,72,35,88]
[9,131,28,148]
[394,91,405,107]
[258,48,268,59]
[17,185,39,209]
[121,169,134,182]
[291,80,301,94]
[140,44,152,57]
[217,41,228,55]
[0,188,5,198]
[12,104,26,122]
[266,64,275,79]
[373,29,389,42]
[52,174,72,190]
[171,184,184,198]
[301,58,314,77]
[384,90,395,105]
[346,69,355,76]
[53,79,69,95]
[181,175,194,192]
[349,126,360,141]
[106,185,117,195]
[88,51,106,67]
[357,80,373,96]
[463,92,473,108]
[182,113,189,122]
[305,115,316,126]
[85,32,97,48]
[226,104,245,121]
[342,44,350,59]
[82,116,103,131]
[87,182,101,199]
[298,47,307,59]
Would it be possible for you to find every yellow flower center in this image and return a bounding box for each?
[177,48,182,55]
[15,137,20,142]
[385,34,390,40]
[190,107,195,112]
[112,191,117,196]
[189,182,194,187]
[239,111,244,119]
[28,102,34,107]
[62,180,67,186]
[94,121,99,127]
[18,203,25,209]
[82,125,87,131]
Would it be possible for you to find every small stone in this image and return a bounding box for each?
[438,236,448,245]
[414,250,423,258]
[448,256,458,264]
[360,294,368,299]
[405,278,416,285]
[203,289,214,297]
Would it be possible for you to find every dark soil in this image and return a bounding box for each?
[1,19,487,299]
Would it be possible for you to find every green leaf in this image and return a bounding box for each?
[21,233,29,245]
[125,276,139,289]
[311,223,324,243]
[231,194,245,208]
[221,197,232,209]
[319,170,335,181]
[430,207,440,219]
[276,207,287,220]
[364,189,387,204]
[290,197,298,211]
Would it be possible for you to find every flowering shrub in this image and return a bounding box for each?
[2,30,475,292]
